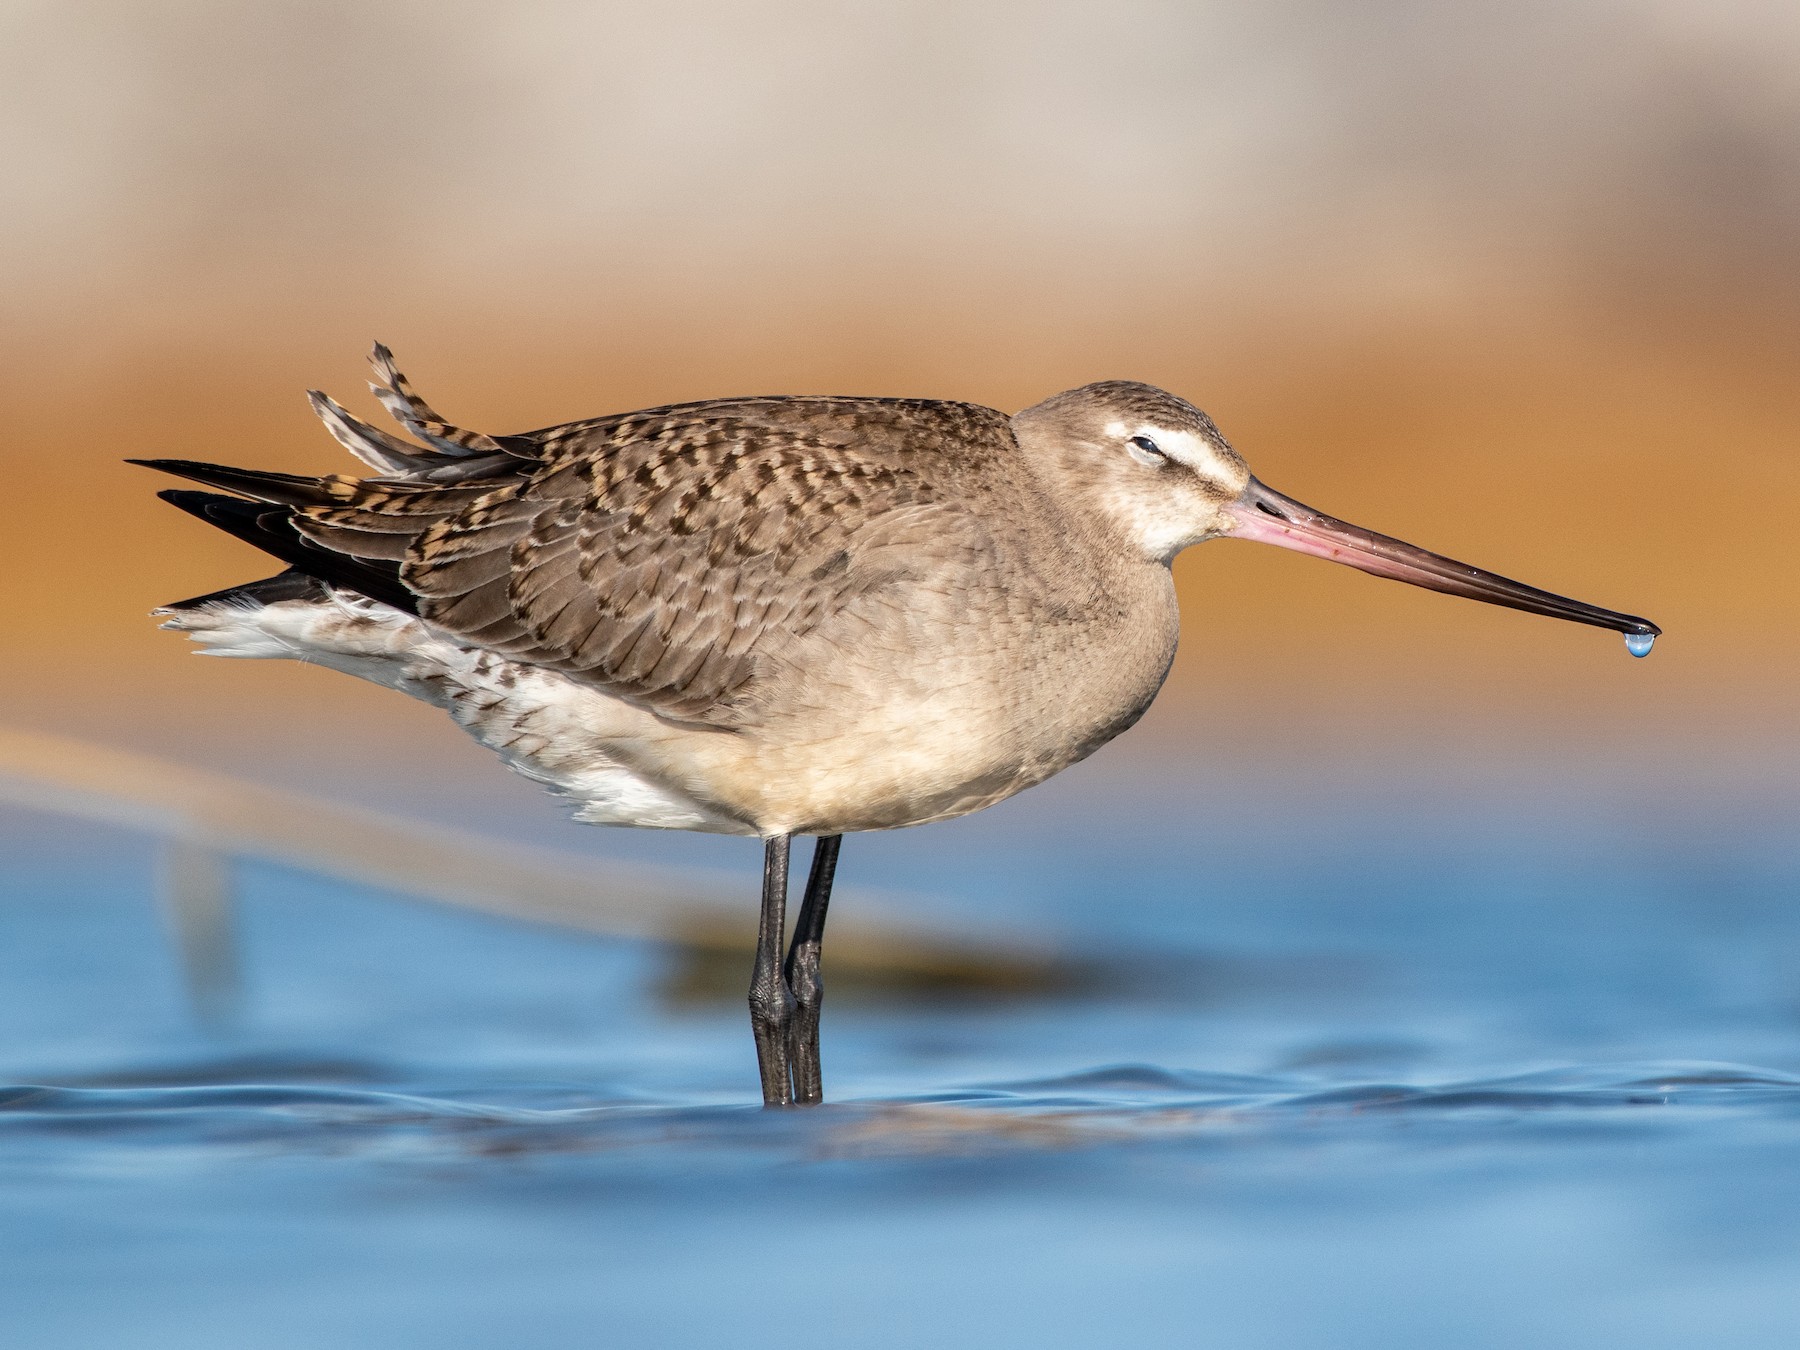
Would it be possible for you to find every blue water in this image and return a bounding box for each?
[4,759,1799,1349]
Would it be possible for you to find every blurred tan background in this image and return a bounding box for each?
[3,0,1796,836]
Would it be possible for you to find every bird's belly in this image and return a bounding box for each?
[436,625,1167,838]
[724,712,1065,834]
[161,585,1176,838]
[722,598,1180,835]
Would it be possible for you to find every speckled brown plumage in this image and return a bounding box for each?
[136,345,1260,838]
[399,396,1027,724]
[153,388,1058,727]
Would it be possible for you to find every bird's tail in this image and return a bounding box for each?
[307,343,538,482]
[146,490,419,613]
[157,568,327,614]
[132,343,534,612]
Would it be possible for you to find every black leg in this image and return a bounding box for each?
[783,834,842,1106]
[748,834,796,1107]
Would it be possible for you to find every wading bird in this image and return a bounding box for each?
[134,347,1659,1106]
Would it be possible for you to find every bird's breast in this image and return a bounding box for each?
[713,559,1181,834]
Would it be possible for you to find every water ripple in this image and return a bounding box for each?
[1,1059,1796,1164]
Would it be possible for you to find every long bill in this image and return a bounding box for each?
[1225,479,1660,643]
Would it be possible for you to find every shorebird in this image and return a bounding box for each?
[133,346,1659,1106]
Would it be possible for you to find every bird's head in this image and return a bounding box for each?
[1012,381,1252,559]
[1011,380,1660,651]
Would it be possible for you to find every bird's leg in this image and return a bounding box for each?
[749,833,796,1107]
[783,834,842,1107]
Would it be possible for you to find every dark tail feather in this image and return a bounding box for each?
[128,458,337,508]
[155,491,419,614]
[161,568,328,612]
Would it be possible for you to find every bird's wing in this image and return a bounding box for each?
[400,396,1019,722]
[143,353,1022,727]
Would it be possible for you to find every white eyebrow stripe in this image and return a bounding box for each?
[1106,418,1243,486]
[1137,427,1232,480]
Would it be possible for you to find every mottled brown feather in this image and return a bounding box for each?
[368,342,514,457]
[213,367,1024,725]
[393,397,1023,722]
[143,354,1046,729]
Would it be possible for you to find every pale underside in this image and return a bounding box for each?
[162,581,1177,837]
[164,593,754,832]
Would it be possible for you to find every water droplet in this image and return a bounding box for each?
[1625,631,1655,658]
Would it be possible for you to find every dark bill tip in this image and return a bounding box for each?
[1226,479,1661,643]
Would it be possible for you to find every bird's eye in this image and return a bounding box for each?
[1126,435,1166,466]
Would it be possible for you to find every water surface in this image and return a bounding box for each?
[3,767,1798,1349]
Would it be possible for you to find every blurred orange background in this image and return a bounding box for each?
[4,0,1795,839]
